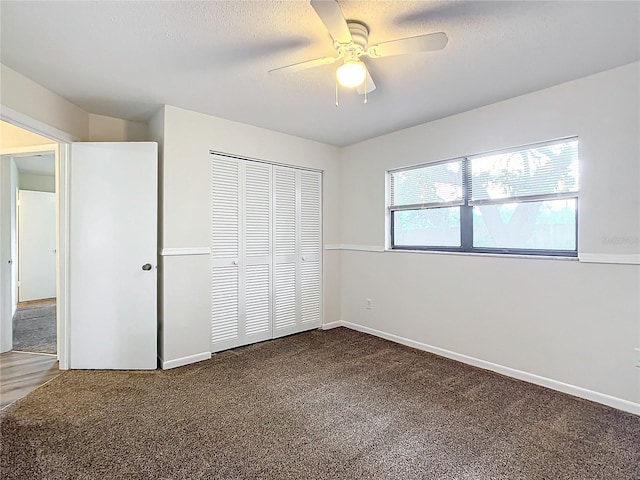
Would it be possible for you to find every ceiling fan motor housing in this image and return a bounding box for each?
[336,21,369,59]
[348,21,369,49]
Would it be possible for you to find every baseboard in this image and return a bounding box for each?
[340,321,640,416]
[320,320,344,330]
[160,352,212,370]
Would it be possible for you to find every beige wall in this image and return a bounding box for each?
[1,64,89,141]
[19,173,55,193]
[89,113,149,142]
[0,120,53,149]
[1,63,152,143]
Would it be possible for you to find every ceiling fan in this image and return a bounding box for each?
[269,0,448,103]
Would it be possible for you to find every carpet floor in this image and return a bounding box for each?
[1,328,638,479]
[12,301,56,355]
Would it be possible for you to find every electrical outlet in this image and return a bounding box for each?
[635,348,640,368]
[366,298,372,310]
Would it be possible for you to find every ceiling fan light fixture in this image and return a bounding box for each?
[336,60,366,88]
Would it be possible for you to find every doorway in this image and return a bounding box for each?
[0,119,66,368]
[12,152,57,355]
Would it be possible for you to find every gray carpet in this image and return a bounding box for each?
[1,328,638,479]
[12,303,56,355]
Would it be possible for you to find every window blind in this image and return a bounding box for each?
[390,159,464,209]
[469,139,578,205]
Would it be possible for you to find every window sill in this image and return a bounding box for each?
[385,248,579,261]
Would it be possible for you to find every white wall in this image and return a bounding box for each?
[158,105,341,366]
[339,62,640,412]
[148,107,165,251]
[148,106,165,359]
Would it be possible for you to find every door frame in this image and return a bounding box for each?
[1,106,77,369]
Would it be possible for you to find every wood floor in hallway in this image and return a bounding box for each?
[0,351,59,410]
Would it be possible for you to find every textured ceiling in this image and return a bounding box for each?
[1,1,639,146]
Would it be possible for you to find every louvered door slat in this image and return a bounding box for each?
[245,162,271,258]
[275,168,296,257]
[211,266,239,343]
[242,161,271,342]
[299,170,322,329]
[211,157,241,351]
[273,166,298,335]
[301,261,320,324]
[300,171,321,256]
[275,263,296,329]
[212,158,239,258]
[245,264,270,336]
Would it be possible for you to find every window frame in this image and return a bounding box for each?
[388,138,579,257]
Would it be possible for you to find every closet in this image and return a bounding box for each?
[210,154,322,352]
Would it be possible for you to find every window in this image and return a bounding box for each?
[389,138,579,256]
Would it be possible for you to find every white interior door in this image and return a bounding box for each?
[210,157,273,352]
[210,157,322,351]
[299,171,322,328]
[211,156,241,351]
[272,167,323,338]
[69,142,157,370]
[242,161,272,344]
[272,166,299,338]
[18,190,56,302]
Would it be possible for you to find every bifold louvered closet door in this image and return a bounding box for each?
[211,155,322,352]
[273,167,322,338]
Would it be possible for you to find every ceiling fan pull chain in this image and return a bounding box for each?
[364,76,368,104]
[335,77,339,107]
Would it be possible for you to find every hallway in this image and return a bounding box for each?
[12,298,56,354]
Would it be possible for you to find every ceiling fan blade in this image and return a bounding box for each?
[269,56,338,75]
[310,0,352,44]
[357,67,376,95]
[366,32,448,58]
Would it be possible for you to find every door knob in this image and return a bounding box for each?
[142,263,153,271]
